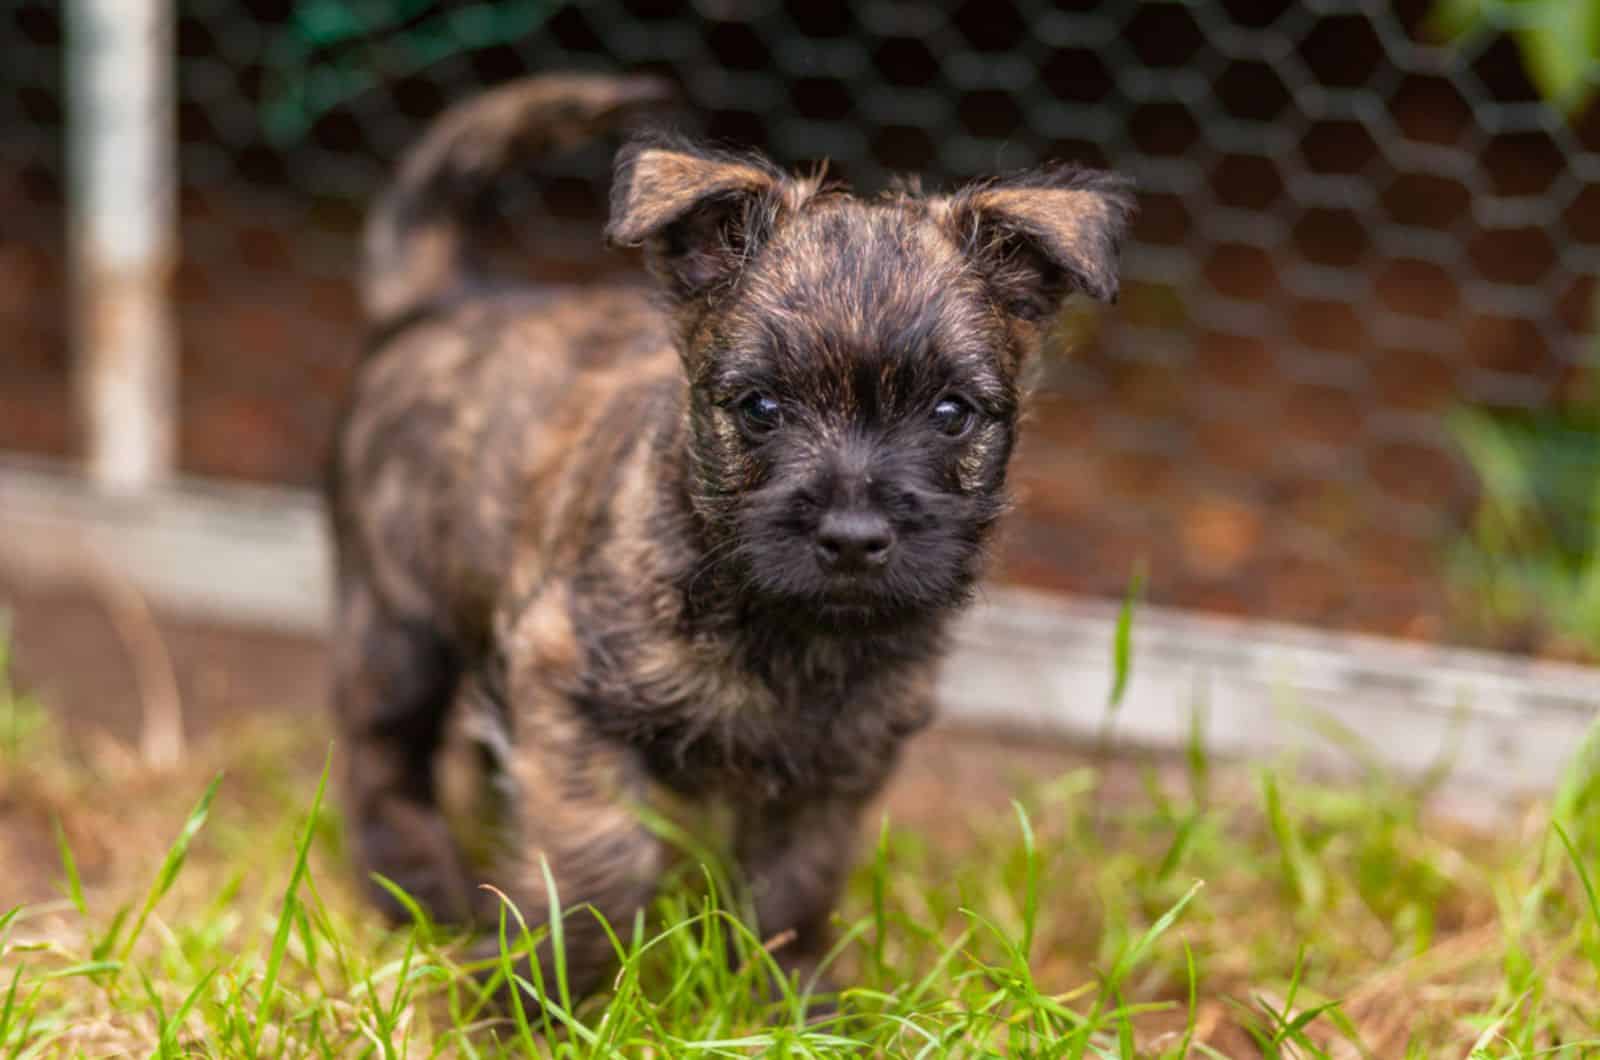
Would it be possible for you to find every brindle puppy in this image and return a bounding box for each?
[330,73,1132,1001]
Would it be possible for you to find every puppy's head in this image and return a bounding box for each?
[608,134,1133,628]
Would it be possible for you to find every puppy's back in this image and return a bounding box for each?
[333,74,679,634]
[334,285,678,638]
[361,73,671,325]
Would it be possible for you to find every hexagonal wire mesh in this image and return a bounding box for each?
[2,0,1598,646]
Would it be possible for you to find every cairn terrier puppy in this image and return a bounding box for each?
[329,73,1131,1000]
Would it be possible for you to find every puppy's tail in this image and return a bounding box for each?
[362,73,673,324]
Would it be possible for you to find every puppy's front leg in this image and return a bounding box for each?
[479,592,667,1004]
[735,798,866,997]
[478,719,665,1005]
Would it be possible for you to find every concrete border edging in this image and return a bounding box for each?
[3,457,1596,806]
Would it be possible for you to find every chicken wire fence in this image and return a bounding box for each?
[3,0,1599,647]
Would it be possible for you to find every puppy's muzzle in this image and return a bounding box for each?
[813,509,895,573]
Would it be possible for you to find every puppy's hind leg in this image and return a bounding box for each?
[333,579,475,925]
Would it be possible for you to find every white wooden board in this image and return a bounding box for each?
[3,457,1596,808]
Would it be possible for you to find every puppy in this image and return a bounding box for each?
[329,73,1132,1001]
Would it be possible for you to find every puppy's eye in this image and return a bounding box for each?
[930,395,977,438]
[737,392,783,438]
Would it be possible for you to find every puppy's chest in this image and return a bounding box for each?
[571,630,932,801]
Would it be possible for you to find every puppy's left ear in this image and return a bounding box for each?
[944,164,1135,321]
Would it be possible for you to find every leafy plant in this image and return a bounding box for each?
[1432,0,1600,650]
[0,622,47,764]
[261,0,564,144]
[1447,289,1600,654]
[1430,0,1600,114]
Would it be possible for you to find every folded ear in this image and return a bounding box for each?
[606,134,789,300]
[944,164,1135,321]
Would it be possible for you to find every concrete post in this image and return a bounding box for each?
[67,0,178,494]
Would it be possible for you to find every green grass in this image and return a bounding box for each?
[1445,289,1600,659]
[5,656,1600,1055]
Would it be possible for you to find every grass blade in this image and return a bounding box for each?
[1175,942,1198,1059]
[1109,880,1204,985]
[1107,562,1146,718]
[1012,800,1040,961]
[870,814,890,981]
[1553,820,1600,930]
[160,968,217,1057]
[52,819,86,918]
[118,774,222,966]
[252,748,330,1052]
[486,886,541,1054]
[1260,770,1324,912]
[538,854,574,1019]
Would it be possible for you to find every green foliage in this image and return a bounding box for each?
[1447,298,1600,654]
[0,623,47,764]
[1107,563,1145,719]
[1430,0,1600,112]
[261,0,564,144]
[1437,0,1600,647]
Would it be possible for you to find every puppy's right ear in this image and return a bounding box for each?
[606,135,787,300]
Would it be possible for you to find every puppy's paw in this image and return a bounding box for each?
[744,950,842,1025]
[355,798,477,926]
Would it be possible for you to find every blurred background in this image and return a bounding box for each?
[2,0,1599,661]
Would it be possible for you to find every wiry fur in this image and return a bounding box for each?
[329,74,1133,1003]
[362,73,674,322]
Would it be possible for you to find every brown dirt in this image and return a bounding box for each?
[0,572,1094,865]
[1,576,326,748]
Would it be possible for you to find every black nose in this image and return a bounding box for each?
[814,511,894,571]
